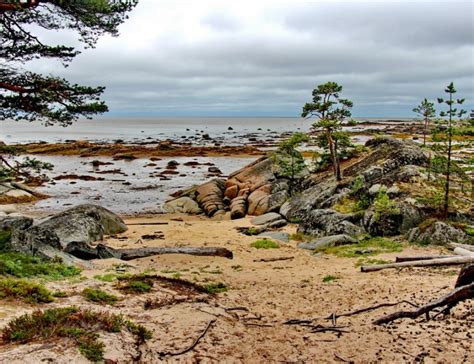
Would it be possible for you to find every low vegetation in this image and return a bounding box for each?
[203,282,228,294]
[319,237,402,257]
[0,278,54,304]
[251,239,280,249]
[1,307,152,362]
[82,288,118,305]
[322,275,339,283]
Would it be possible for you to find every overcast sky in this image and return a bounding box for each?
[30,0,474,117]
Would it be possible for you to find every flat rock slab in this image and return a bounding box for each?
[257,231,290,243]
[298,234,357,250]
[251,212,283,226]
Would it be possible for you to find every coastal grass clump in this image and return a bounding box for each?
[82,288,118,305]
[1,306,152,362]
[202,282,228,294]
[0,278,54,304]
[250,239,280,249]
[93,273,118,282]
[0,231,81,280]
[320,237,402,258]
[116,274,154,294]
[322,275,339,283]
[355,258,391,267]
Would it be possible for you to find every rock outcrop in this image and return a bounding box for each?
[407,221,472,246]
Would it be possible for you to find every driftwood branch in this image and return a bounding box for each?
[159,319,216,357]
[326,300,418,321]
[361,256,474,272]
[373,282,474,325]
[66,242,233,260]
[449,243,474,252]
[395,255,456,262]
[253,256,294,262]
[453,247,474,257]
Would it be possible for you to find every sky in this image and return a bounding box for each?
[29,0,474,117]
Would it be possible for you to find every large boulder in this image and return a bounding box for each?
[298,209,363,237]
[10,204,127,255]
[251,212,284,226]
[195,179,226,217]
[164,197,202,214]
[0,216,34,232]
[407,221,472,246]
[363,202,423,236]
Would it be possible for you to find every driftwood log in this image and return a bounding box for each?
[65,242,233,260]
[449,243,474,252]
[395,255,456,262]
[361,256,474,272]
[374,264,474,325]
[453,247,474,257]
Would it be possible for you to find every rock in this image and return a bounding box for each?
[11,204,127,254]
[368,184,382,196]
[163,197,202,214]
[224,185,239,200]
[298,234,357,250]
[230,196,247,219]
[279,201,291,219]
[167,160,180,167]
[407,221,472,246]
[195,179,226,217]
[258,231,290,243]
[5,189,32,198]
[298,209,363,237]
[208,166,222,174]
[251,212,283,226]
[0,216,34,232]
[0,204,17,214]
[363,202,423,236]
[387,185,400,198]
[266,219,288,229]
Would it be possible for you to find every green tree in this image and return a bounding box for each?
[434,82,467,215]
[0,0,137,183]
[1,0,137,126]
[413,98,436,146]
[302,82,353,181]
[273,132,308,196]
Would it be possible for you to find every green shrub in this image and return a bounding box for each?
[320,237,402,258]
[0,252,81,280]
[373,188,400,221]
[203,282,228,294]
[322,275,339,283]
[0,278,54,304]
[82,288,118,305]
[1,307,151,362]
[94,273,117,282]
[250,239,280,249]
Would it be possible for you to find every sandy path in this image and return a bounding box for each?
[0,214,472,363]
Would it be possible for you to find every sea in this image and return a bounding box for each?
[1,117,414,215]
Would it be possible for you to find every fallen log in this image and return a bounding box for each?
[373,282,474,325]
[361,256,474,272]
[66,242,233,260]
[448,243,474,252]
[395,255,456,262]
[127,222,169,226]
[453,247,474,257]
[455,264,474,287]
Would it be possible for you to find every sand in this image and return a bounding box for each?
[0,214,472,363]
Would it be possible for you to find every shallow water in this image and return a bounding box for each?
[22,155,257,215]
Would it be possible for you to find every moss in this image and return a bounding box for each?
[1,306,151,362]
[0,278,54,304]
[82,288,118,305]
[93,273,117,282]
[320,237,402,258]
[355,258,391,267]
[0,252,81,280]
[250,239,280,249]
[203,282,228,294]
[465,227,474,237]
[322,275,339,283]
[0,231,11,251]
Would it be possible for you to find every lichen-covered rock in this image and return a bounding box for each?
[164,197,202,214]
[407,221,472,246]
[251,212,283,226]
[0,216,33,232]
[363,202,423,236]
[298,209,363,237]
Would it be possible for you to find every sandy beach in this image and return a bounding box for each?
[0,214,471,363]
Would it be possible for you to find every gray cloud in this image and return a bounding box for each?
[26,0,474,117]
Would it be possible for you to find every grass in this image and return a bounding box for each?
[202,282,228,294]
[355,258,391,267]
[289,232,309,242]
[1,306,152,362]
[116,275,154,294]
[250,239,280,249]
[0,278,54,304]
[93,273,117,282]
[322,275,339,283]
[319,237,402,258]
[231,265,243,272]
[464,227,474,237]
[82,288,118,305]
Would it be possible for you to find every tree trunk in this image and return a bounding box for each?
[453,247,474,257]
[449,243,474,252]
[327,132,341,181]
[361,256,474,272]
